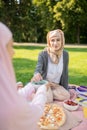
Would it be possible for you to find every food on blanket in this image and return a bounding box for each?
[63,100,79,111]
[65,100,78,106]
[38,104,66,129]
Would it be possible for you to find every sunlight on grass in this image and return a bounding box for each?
[13,45,87,86]
[14,49,39,60]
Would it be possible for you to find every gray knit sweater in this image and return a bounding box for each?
[34,50,69,90]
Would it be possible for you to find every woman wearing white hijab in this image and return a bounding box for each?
[0,22,49,130]
[31,29,70,101]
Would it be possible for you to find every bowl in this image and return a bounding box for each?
[76,86,87,93]
[76,86,87,99]
[32,80,48,85]
[63,100,79,111]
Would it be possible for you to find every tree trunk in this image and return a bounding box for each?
[77,24,80,44]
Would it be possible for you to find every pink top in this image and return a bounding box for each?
[18,83,36,101]
[0,22,47,130]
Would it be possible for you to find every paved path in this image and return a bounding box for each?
[14,42,87,48]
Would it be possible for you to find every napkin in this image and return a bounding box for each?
[59,109,82,130]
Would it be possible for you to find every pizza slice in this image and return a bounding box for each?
[38,104,66,129]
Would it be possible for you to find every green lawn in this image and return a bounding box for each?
[13,45,87,86]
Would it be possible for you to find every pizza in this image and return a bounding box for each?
[38,104,66,129]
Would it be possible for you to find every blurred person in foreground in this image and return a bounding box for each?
[0,22,51,130]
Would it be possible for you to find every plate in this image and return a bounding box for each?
[75,98,87,107]
[40,125,58,130]
[76,86,87,92]
[76,87,87,95]
[77,93,87,99]
[32,80,48,85]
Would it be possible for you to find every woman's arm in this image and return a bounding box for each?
[31,51,48,82]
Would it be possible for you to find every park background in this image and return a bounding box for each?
[0,0,87,44]
[0,0,87,86]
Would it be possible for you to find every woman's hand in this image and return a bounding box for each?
[31,73,43,82]
[17,81,23,90]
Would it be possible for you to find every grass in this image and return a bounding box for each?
[13,45,87,86]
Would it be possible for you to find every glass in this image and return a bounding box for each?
[83,107,87,118]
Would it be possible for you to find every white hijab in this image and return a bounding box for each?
[46,29,65,64]
[0,22,47,130]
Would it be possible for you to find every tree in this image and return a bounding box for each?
[0,0,86,43]
[32,0,62,42]
[54,0,87,44]
[0,0,39,42]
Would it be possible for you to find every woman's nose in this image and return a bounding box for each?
[54,40,58,45]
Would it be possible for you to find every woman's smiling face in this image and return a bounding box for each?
[49,33,61,51]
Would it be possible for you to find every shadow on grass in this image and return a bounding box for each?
[14,45,87,52]
[65,48,87,52]
[14,45,45,50]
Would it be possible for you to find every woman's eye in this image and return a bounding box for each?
[51,39,55,42]
[57,38,60,41]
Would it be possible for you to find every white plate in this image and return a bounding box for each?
[40,125,58,130]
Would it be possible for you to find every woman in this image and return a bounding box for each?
[0,22,49,130]
[31,29,70,101]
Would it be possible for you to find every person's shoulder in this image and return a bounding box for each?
[39,49,48,55]
[63,50,69,59]
[63,50,69,55]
